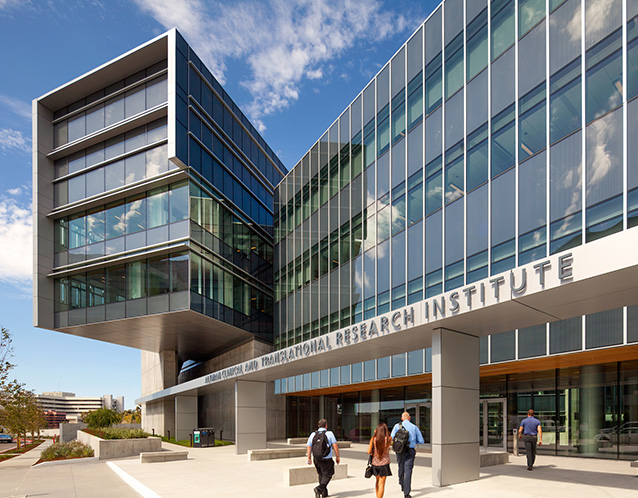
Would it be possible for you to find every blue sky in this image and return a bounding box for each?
[0,0,437,409]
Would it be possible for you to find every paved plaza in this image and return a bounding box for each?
[0,440,636,497]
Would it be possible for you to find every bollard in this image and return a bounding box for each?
[220,430,223,441]
[190,433,193,447]
[152,428,155,436]
[513,429,518,457]
[168,430,171,441]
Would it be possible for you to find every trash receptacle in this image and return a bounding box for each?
[193,428,215,447]
[193,429,202,448]
[203,428,215,447]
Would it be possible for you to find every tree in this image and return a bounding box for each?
[1,384,43,448]
[121,405,141,424]
[83,408,122,428]
[0,327,15,399]
[0,327,46,447]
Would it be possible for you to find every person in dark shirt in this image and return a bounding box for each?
[518,409,542,470]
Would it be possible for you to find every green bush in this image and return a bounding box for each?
[83,408,121,429]
[83,427,151,440]
[40,441,94,461]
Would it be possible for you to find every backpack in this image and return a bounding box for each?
[311,430,331,459]
[392,423,410,454]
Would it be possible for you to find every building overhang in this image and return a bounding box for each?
[57,309,258,363]
[137,227,638,404]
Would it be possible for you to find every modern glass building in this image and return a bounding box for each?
[273,0,638,464]
[33,30,287,441]
[34,0,638,486]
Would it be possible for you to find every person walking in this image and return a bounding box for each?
[306,419,340,498]
[391,412,424,498]
[518,409,542,470]
[367,422,393,498]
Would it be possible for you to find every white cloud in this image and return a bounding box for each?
[0,94,31,120]
[0,128,30,154]
[134,0,410,130]
[0,0,21,10]
[0,195,32,289]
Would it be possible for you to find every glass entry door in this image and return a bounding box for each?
[406,402,431,445]
[479,398,507,450]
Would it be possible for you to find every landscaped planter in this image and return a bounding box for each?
[77,431,161,460]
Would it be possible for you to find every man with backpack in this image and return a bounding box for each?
[391,411,424,498]
[306,418,340,498]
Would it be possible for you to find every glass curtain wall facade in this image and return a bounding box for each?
[274,0,638,460]
[48,31,285,343]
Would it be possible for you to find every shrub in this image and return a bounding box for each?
[83,427,151,440]
[40,441,94,461]
[83,408,121,428]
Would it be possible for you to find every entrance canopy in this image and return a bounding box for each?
[137,227,638,404]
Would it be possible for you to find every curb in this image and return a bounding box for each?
[32,456,99,468]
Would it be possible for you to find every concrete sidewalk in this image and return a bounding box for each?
[1,439,636,497]
[0,439,139,498]
[108,441,638,498]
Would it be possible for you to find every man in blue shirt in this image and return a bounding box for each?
[306,419,340,498]
[518,409,542,470]
[391,412,424,498]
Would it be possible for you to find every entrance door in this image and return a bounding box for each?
[406,403,431,444]
[479,398,507,450]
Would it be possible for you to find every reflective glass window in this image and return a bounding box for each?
[519,84,547,160]
[407,72,423,129]
[445,141,464,204]
[519,21,546,96]
[519,0,545,36]
[586,308,623,348]
[550,317,582,353]
[628,16,638,100]
[491,0,515,60]
[445,32,464,99]
[491,104,515,177]
[392,82,406,144]
[549,0,581,74]
[585,29,622,123]
[425,54,442,115]
[425,156,442,215]
[518,324,547,358]
[467,124,488,191]
[467,9,488,82]
[550,58,582,143]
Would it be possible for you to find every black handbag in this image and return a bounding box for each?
[364,454,373,478]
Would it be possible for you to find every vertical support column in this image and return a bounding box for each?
[235,380,267,454]
[432,328,480,486]
[175,396,198,442]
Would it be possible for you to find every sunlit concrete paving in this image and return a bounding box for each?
[107,441,638,498]
[0,440,139,498]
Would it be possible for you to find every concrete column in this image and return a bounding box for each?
[235,380,266,454]
[175,396,198,442]
[432,328,480,486]
[141,350,178,436]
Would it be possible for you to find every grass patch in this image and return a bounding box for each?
[38,441,94,463]
[160,436,234,447]
[82,428,152,440]
[160,436,190,447]
[214,440,233,446]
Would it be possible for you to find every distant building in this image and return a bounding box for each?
[43,410,67,429]
[36,392,124,422]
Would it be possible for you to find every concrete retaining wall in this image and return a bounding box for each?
[77,431,161,460]
[60,423,141,443]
